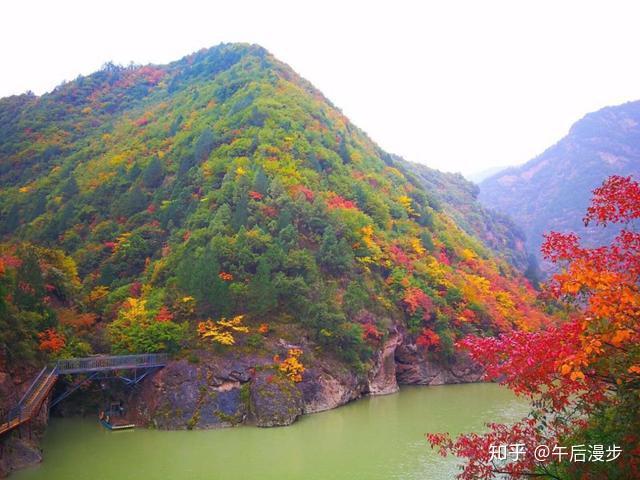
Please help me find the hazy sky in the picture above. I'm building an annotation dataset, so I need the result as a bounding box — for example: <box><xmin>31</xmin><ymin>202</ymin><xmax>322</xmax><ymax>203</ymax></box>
<box><xmin>2</xmin><ymin>0</ymin><xmax>640</xmax><ymax>176</ymax></box>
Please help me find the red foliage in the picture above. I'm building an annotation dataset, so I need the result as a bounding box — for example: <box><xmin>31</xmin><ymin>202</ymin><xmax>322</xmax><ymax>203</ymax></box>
<box><xmin>584</xmin><ymin>175</ymin><xmax>640</xmax><ymax>226</ymax></box>
<box><xmin>134</xmin><ymin>116</ymin><xmax>149</xmax><ymax>127</ymax></box>
<box><xmin>18</xmin><ymin>281</ymin><xmax>35</xmax><ymax>295</ymax></box>
<box><xmin>129</xmin><ymin>282</ymin><xmax>142</xmax><ymax>298</ymax></box>
<box><xmin>326</xmin><ymin>192</ymin><xmax>357</xmax><ymax>210</ymax></box>
<box><xmin>38</xmin><ymin>328</ymin><xmax>66</xmax><ymax>353</ymax></box>
<box><xmin>0</xmin><ymin>254</ymin><xmax>21</xmax><ymax>269</ymax></box>
<box><xmin>416</xmin><ymin>328</ymin><xmax>440</xmax><ymax>349</ymax></box>
<box><xmin>427</xmin><ymin>418</ymin><xmax>555</xmax><ymax>480</ymax></box>
<box><xmin>249</xmin><ymin>191</ymin><xmax>264</xmax><ymax>201</ymax></box>
<box><xmin>291</xmin><ymin>185</ymin><xmax>315</xmax><ymax>202</ymax></box>
<box><xmin>438</xmin><ymin>250</ymin><xmax>451</xmax><ymax>265</ymax></box>
<box><xmin>458</xmin><ymin>322</ymin><xmax>594</xmax><ymax>408</ymax></box>
<box><xmin>427</xmin><ymin>175</ymin><xmax>640</xmax><ymax>479</ymax></box>
<box><xmin>155</xmin><ymin>306</ymin><xmax>174</xmax><ymax>323</ymax></box>
<box><xmin>362</xmin><ymin>323</ymin><xmax>383</xmax><ymax>344</ymax></box>
<box><xmin>459</xmin><ymin>308</ymin><xmax>477</xmax><ymax>323</ymax></box>
<box><xmin>402</xmin><ymin>287</ymin><xmax>433</xmax><ymax>319</ymax></box>
<box><xmin>389</xmin><ymin>244</ymin><xmax>412</xmax><ymax>268</ymax></box>
<box><xmin>218</xmin><ymin>271</ymin><xmax>233</xmax><ymax>281</ymax></box>
<box><xmin>261</xmin><ymin>205</ymin><xmax>278</xmax><ymax>218</ymax></box>
<box><xmin>146</xmin><ymin>204</ymin><xmax>157</xmax><ymax>214</ymax></box>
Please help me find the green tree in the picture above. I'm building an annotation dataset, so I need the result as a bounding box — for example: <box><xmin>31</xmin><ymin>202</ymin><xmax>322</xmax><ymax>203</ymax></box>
<box><xmin>317</xmin><ymin>225</ymin><xmax>354</xmax><ymax>275</ymax></box>
<box><xmin>142</xmin><ymin>156</ymin><xmax>164</xmax><ymax>188</ymax></box>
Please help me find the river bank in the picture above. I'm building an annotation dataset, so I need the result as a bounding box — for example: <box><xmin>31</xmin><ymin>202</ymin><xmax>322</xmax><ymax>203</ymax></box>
<box><xmin>0</xmin><ymin>334</ymin><xmax>483</xmax><ymax>477</ymax></box>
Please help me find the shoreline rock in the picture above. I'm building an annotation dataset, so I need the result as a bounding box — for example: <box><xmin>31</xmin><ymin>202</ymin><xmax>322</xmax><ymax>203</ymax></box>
<box><xmin>1</xmin><ymin>336</ymin><xmax>484</xmax><ymax>477</ymax></box>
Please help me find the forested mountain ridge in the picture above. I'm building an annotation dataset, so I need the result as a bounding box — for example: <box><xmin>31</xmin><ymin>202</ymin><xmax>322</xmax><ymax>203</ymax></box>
<box><xmin>0</xmin><ymin>43</ymin><xmax>548</xmax><ymax>375</ymax></box>
<box><xmin>479</xmin><ymin>100</ymin><xmax>640</xmax><ymax>263</ymax></box>
<box><xmin>402</xmin><ymin>159</ymin><xmax>533</xmax><ymax>273</ymax></box>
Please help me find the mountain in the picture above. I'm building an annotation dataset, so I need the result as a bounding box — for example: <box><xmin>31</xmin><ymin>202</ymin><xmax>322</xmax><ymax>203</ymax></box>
<box><xmin>0</xmin><ymin>43</ymin><xmax>547</xmax><ymax>388</ymax></box>
<box><xmin>400</xmin><ymin>159</ymin><xmax>533</xmax><ymax>273</ymax></box>
<box><xmin>465</xmin><ymin>165</ymin><xmax>507</xmax><ymax>184</ymax></box>
<box><xmin>479</xmin><ymin>101</ymin><xmax>640</xmax><ymax>264</ymax></box>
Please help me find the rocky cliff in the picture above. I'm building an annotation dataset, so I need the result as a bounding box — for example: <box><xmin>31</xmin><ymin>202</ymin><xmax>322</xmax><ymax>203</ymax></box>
<box><xmin>128</xmin><ymin>332</ymin><xmax>481</xmax><ymax>431</ymax></box>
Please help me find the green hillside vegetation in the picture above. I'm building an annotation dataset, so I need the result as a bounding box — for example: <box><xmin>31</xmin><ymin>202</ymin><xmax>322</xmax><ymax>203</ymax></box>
<box><xmin>0</xmin><ymin>44</ymin><xmax>548</xmax><ymax>371</ymax></box>
<box><xmin>401</xmin><ymin>159</ymin><xmax>538</xmax><ymax>275</ymax></box>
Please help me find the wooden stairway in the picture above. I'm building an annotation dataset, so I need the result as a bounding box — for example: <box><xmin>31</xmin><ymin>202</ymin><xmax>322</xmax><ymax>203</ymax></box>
<box><xmin>0</xmin><ymin>366</ymin><xmax>58</xmax><ymax>436</ymax></box>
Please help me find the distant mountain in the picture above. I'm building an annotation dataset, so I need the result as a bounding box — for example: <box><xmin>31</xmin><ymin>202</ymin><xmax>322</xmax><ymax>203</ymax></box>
<box><xmin>479</xmin><ymin>101</ymin><xmax>640</xmax><ymax>264</ymax></box>
<box><xmin>465</xmin><ymin>165</ymin><xmax>509</xmax><ymax>184</ymax></box>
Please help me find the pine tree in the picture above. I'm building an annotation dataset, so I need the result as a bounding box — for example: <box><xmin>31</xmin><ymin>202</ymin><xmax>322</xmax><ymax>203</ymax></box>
<box><xmin>318</xmin><ymin>225</ymin><xmax>354</xmax><ymax>275</ymax></box>
<box><xmin>142</xmin><ymin>156</ymin><xmax>164</xmax><ymax>188</ymax></box>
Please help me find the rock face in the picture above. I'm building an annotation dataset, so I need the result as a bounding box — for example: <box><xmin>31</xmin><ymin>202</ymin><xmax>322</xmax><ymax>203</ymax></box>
<box><xmin>250</xmin><ymin>371</ymin><xmax>303</xmax><ymax>427</ymax></box>
<box><xmin>395</xmin><ymin>342</ymin><xmax>483</xmax><ymax>385</ymax></box>
<box><xmin>129</xmin><ymin>356</ymin><xmax>252</xmax><ymax>429</ymax></box>
<box><xmin>367</xmin><ymin>333</ymin><xmax>402</xmax><ymax>395</ymax></box>
<box><xmin>298</xmin><ymin>366</ymin><xmax>363</xmax><ymax>414</ymax></box>
<box><xmin>0</xmin><ymin>438</ymin><xmax>43</xmax><ymax>478</ymax></box>
<box><xmin>129</xmin><ymin>335</ymin><xmax>483</xmax><ymax>432</ymax></box>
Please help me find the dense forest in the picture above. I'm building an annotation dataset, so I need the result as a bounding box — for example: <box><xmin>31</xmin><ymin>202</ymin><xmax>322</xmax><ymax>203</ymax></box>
<box><xmin>0</xmin><ymin>43</ymin><xmax>548</xmax><ymax>374</ymax></box>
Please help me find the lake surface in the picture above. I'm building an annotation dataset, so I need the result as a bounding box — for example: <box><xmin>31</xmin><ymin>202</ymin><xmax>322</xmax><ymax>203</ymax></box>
<box><xmin>13</xmin><ymin>384</ymin><xmax>528</xmax><ymax>480</ymax></box>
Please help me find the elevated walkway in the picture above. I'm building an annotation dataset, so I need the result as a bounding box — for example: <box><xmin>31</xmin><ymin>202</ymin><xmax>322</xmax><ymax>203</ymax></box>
<box><xmin>0</xmin><ymin>354</ymin><xmax>167</xmax><ymax>436</ymax></box>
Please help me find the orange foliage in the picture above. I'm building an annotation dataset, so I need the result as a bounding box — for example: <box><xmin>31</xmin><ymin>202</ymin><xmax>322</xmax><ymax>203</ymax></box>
<box><xmin>155</xmin><ymin>306</ymin><xmax>174</xmax><ymax>323</ymax></box>
<box><xmin>218</xmin><ymin>271</ymin><xmax>233</xmax><ymax>281</ymax></box>
<box><xmin>38</xmin><ymin>328</ymin><xmax>66</xmax><ymax>353</ymax></box>
<box><xmin>57</xmin><ymin>307</ymin><xmax>97</xmax><ymax>331</ymax></box>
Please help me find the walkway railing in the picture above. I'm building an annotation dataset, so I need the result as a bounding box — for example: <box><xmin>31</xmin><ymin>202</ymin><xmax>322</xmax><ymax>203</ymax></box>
<box><xmin>54</xmin><ymin>353</ymin><xmax>168</xmax><ymax>374</ymax></box>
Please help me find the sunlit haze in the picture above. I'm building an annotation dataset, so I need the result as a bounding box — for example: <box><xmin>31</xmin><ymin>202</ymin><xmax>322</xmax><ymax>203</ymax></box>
<box><xmin>2</xmin><ymin>0</ymin><xmax>640</xmax><ymax>176</ymax></box>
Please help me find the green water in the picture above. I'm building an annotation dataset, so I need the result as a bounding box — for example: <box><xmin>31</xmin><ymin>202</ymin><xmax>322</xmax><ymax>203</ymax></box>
<box><xmin>13</xmin><ymin>384</ymin><xmax>528</xmax><ymax>480</ymax></box>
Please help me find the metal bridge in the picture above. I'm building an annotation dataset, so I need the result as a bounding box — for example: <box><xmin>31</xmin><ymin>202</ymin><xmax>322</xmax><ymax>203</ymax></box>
<box><xmin>0</xmin><ymin>354</ymin><xmax>167</xmax><ymax>437</ymax></box>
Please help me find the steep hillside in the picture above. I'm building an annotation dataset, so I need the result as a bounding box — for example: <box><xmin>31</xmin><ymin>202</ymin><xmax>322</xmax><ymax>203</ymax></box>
<box><xmin>0</xmin><ymin>43</ymin><xmax>547</xmax><ymax>384</ymax></box>
<box><xmin>479</xmin><ymin>101</ymin><xmax>640</xmax><ymax>262</ymax></box>
<box><xmin>402</xmin><ymin>159</ymin><xmax>533</xmax><ymax>273</ymax></box>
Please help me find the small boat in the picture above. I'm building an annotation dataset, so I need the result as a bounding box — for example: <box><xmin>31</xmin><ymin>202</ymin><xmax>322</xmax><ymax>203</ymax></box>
<box><xmin>99</xmin><ymin>402</ymin><xmax>135</xmax><ymax>430</ymax></box>
<box><xmin>100</xmin><ymin>418</ymin><xmax>135</xmax><ymax>430</ymax></box>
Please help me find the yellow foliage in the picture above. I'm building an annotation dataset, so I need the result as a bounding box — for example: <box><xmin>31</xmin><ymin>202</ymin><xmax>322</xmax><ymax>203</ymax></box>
<box><xmin>461</xmin><ymin>248</ymin><xmax>476</xmax><ymax>261</ymax></box>
<box><xmin>278</xmin><ymin>348</ymin><xmax>305</xmax><ymax>382</ymax></box>
<box><xmin>410</xmin><ymin>238</ymin><xmax>425</xmax><ymax>256</ymax></box>
<box><xmin>121</xmin><ymin>298</ymin><xmax>148</xmax><ymax>324</ymax></box>
<box><xmin>495</xmin><ymin>291</ymin><xmax>515</xmax><ymax>317</ymax></box>
<box><xmin>398</xmin><ymin>195</ymin><xmax>416</xmax><ymax>216</ymax></box>
<box><xmin>87</xmin><ymin>285</ymin><xmax>109</xmax><ymax>304</ymax></box>
<box><xmin>197</xmin><ymin>315</ymin><xmax>249</xmax><ymax>346</ymax></box>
